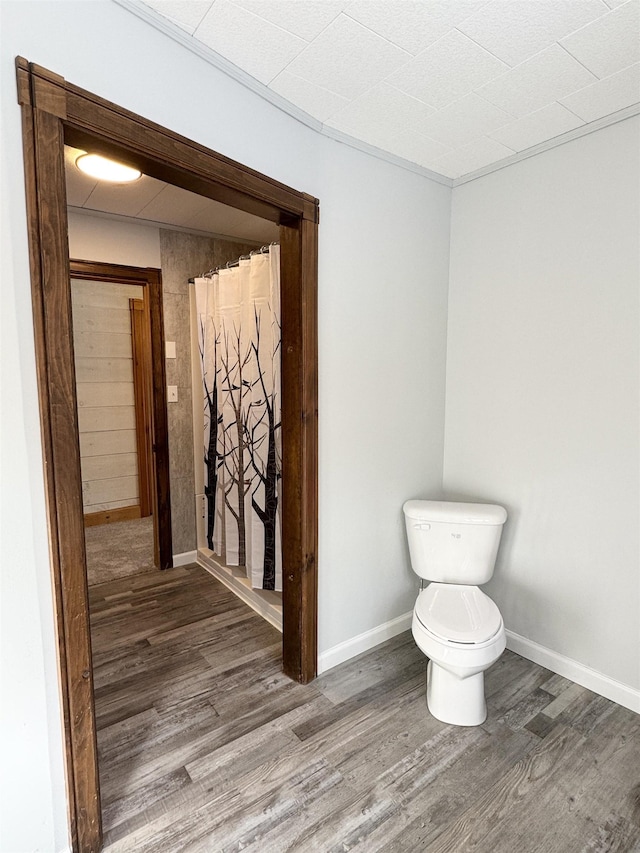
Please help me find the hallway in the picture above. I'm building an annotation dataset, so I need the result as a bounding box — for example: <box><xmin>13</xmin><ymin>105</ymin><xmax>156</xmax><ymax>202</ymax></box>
<box><xmin>90</xmin><ymin>566</ymin><xmax>640</xmax><ymax>852</ymax></box>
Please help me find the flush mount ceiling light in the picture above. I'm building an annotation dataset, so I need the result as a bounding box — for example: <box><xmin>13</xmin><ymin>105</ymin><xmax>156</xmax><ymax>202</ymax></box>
<box><xmin>76</xmin><ymin>153</ymin><xmax>142</xmax><ymax>183</ymax></box>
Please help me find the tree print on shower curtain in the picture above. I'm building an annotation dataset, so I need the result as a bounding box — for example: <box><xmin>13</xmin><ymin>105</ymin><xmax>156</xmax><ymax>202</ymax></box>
<box><xmin>194</xmin><ymin>246</ymin><xmax>282</xmax><ymax>591</ymax></box>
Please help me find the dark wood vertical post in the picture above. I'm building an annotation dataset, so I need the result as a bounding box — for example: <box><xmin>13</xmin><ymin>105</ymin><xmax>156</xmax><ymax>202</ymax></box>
<box><xmin>19</xmin><ymin>63</ymin><xmax>102</xmax><ymax>852</ymax></box>
<box><xmin>280</xmin><ymin>212</ymin><xmax>318</xmax><ymax>683</ymax></box>
<box><xmin>146</xmin><ymin>269</ymin><xmax>172</xmax><ymax>569</ymax></box>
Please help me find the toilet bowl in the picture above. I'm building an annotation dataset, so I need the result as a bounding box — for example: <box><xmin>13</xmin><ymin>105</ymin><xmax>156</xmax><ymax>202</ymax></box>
<box><xmin>412</xmin><ymin>583</ymin><xmax>506</xmax><ymax>726</ymax></box>
<box><xmin>403</xmin><ymin>500</ymin><xmax>508</xmax><ymax>727</ymax></box>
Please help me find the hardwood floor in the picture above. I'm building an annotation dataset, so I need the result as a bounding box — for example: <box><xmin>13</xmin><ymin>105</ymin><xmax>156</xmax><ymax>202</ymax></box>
<box><xmin>89</xmin><ymin>565</ymin><xmax>640</xmax><ymax>852</ymax></box>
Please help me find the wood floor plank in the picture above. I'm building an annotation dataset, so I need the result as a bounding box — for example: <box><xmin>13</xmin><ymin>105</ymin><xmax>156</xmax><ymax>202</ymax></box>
<box><xmin>88</xmin><ymin>563</ymin><xmax>640</xmax><ymax>853</ymax></box>
<box><xmin>422</xmin><ymin>724</ymin><xmax>593</xmax><ymax>853</ymax></box>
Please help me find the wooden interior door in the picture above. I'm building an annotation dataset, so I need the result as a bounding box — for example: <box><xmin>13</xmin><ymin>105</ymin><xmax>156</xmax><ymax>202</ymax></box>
<box><xmin>130</xmin><ymin>298</ymin><xmax>153</xmax><ymax>517</ymax></box>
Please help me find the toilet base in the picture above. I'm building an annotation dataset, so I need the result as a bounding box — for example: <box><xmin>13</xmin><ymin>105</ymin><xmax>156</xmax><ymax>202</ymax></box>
<box><xmin>426</xmin><ymin>660</ymin><xmax>487</xmax><ymax>727</ymax></box>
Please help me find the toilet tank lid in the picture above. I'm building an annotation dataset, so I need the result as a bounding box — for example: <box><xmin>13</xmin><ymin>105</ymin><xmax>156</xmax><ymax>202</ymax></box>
<box><xmin>403</xmin><ymin>500</ymin><xmax>507</xmax><ymax>525</ymax></box>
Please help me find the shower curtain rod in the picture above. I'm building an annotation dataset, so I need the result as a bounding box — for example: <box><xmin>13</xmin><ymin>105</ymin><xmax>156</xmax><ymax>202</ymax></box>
<box><xmin>188</xmin><ymin>242</ymin><xmax>278</xmax><ymax>284</ymax></box>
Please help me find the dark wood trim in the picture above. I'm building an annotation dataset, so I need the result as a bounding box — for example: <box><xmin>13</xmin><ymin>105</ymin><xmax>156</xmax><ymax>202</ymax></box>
<box><xmin>17</xmin><ymin>56</ymin><xmax>318</xmax><ymax>852</ymax></box>
<box><xmin>130</xmin><ymin>299</ymin><xmax>153</xmax><ymax>519</ymax></box>
<box><xmin>84</xmin><ymin>505</ymin><xmax>141</xmax><ymax>527</ymax></box>
<box><xmin>24</xmin><ymin>93</ymin><xmax>102</xmax><ymax>853</ymax></box>
<box><xmin>280</xmin><ymin>219</ymin><xmax>318</xmax><ymax>683</ymax></box>
<box><xmin>69</xmin><ymin>259</ymin><xmax>172</xmax><ymax>568</ymax></box>
<box><xmin>18</xmin><ymin>66</ymin><xmax>79</xmax><ymax>853</ymax></box>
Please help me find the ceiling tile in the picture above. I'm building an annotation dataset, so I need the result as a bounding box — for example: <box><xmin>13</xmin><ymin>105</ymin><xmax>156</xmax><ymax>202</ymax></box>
<box><xmin>602</xmin><ymin>0</ymin><xmax>628</xmax><ymax>6</ymax></box>
<box><xmin>83</xmin><ymin>176</ymin><xmax>166</xmax><ymax>218</ymax></box>
<box><xmin>142</xmin><ymin>1</ymin><xmax>213</xmax><ymax>34</ymax></box>
<box><xmin>344</xmin><ymin>0</ymin><xmax>486</xmax><ymax>56</ymax></box>
<box><xmin>560</xmin><ymin>63</ymin><xmax>640</xmax><ymax>122</ymax></box>
<box><xmin>434</xmin><ymin>136</ymin><xmax>516</xmax><ymax>178</ymax></box>
<box><xmin>194</xmin><ymin>0</ymin><xmax>307</xmax><ymax>84</ymax></box>
<box><xmin>325</xmin><ymin>109</ymin><xmax>402</xmax><ymax>152</ymax></box>
<box><xmin>561</xmin><ymin>1</ymin><xmax>640</xmax><ymax>79</ymax></box>
<box><xmin>416</xmin><ymin>93</ymin><xmax>513</xmax><ymax>148</ymax></box>
<box><xmin>65</xmin><ymin>146</ymin><xmax>95</xmax><ymax>207</ymax></box>
<box><xmin>386</xmin><ymin>130</ymin><xmax>453</xmax><ymax>168</ymax></box>
<box><xmin>230</xmin><ymin>1</ymin><xmax>346</xmax><ymax>41</ymax></box>
<box><xmin>387</xmin><ymin>29</ymin><xmax>508</xmax><ymax>109</ymax></box>
<box><xmin>269</xmin><ymin>71</ymin><xmax>350</xmax><ymax>121</ymax></box>
<box><xmin>183</xmin><ymin>198</ymin><xmax>278</xmax><ymax>242</ymax></box>
<box><xmin>477</xmin><ymin>44</ymin><xmax>597</xmax><ymax>118</ymax></box>
<box><xmin>286</xmin><ymin>14</ymin><xmax>411</xmax><ymax>99</ymax></box>
<box><xmin>136</xmin><ymin>184</ymin><xmax>213</xmax><ymax>225</ymax></box>
<box><xmin>458</xmin><ymin>0</ymin><xmax>607</xmax><ymax>67</ymax></box>
<box><xmin>324</xmin><ymin>82</ymin><xmax>436</xmax><ymax>138</ymax></box>
<box><xmin>489</xmin><ymin>102</ymin><xmax>584</xmax><ymax>151</ymax></box>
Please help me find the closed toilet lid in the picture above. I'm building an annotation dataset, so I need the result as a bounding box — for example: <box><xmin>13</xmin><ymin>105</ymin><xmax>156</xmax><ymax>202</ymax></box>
<box><xmin>415</xmin><ymin>584</ymin><xmax>502</xmax><ymax>644</ymax></box>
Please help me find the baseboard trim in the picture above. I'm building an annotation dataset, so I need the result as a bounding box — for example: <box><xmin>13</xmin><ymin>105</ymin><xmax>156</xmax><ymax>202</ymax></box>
<box><xmin>173</xmin><ymin>550</ymin><xmax>197</xmax><ymax>567</ymax></box>
<box><xmin>316</xmin><ymin>616</ymin><xmax>640</xmax><ymax>713</ymax></box>
<box><xmin>197</xmin><ymin>550</ymin><xmax>283</xmax><ymax>632</ymax></box>
<box><xmin>506</xmin><ymin>629</ymin><xmax>640</xmax><ymax>714</ymax></box>
<box><xmin>318</xmin><ymin>611</ymin><xmax>413</xmax><ymax>675</ymax></box>
<box><xmin>84</xmin><ymin>505</ymin><xmax>141</xmax><ymax>527</ymax></box>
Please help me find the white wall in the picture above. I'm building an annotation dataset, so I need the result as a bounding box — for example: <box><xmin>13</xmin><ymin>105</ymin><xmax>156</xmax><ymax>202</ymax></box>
<box><xmin>0</xmin><ymin>3</ymin><xmax>450</xmax><ymax>848</ymax></box>
<box><xmin>445</xmin><ymin>118</ymin><xmax>640</xmax><ymax>699</ymax></box>
<box><xmin>68</xmin><ymin>211</ymin><xmax>161</xmax><ymax>267</ymax></box>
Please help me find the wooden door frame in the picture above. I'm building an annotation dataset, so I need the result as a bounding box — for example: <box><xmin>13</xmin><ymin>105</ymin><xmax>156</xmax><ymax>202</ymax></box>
<box><xmin>16</xmin><ymin>58</ymin><xmax>318</xmax><ymax>853</ymax></box>
<box><xmin>70</xmin><ymin>260</ymin><xmax>171</xmax><ymax>562</ymax></box>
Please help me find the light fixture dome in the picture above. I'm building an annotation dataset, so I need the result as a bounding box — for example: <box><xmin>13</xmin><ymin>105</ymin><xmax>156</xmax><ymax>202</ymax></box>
<box><xmin>76</xmin><ymin>153</ymin><xmax>141</xmax><ymax>183</ymax></box>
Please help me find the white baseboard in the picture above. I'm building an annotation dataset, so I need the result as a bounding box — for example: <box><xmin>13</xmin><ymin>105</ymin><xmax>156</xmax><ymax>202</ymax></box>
<box><xmin>197</xmin><ymin>550</ymin><xmax>283</xmax><ymax>632</ymax></box>
<box><xmin>316</xmin><ymin>615</ymin><xmax>640</xmax><ymax>714</ymax></box>
<box><xmin>173</xmin><ymin>550</ymin><xmax>197</xmax><ymax>567</ymax></box>
<box><xmin>506</xmin><ymin>629</ymin><xmax>640</xmax><ymax>714</ymax></box>
<box><xmin>318</xmin><ymin>611</ymin><xmax>413</xmax><ymax>675</ymax></box>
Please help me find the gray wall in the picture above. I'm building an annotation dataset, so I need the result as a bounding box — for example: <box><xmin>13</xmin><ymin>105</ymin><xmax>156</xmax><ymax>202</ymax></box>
<box><xmin>445</xmin><ymin>116</ymin><xmax>640</xmax><ymax>696</ymax></box>
<box><xmin>2</xmin><ymin>4</ymin><xmax>450</xmax><ymax>850</ymax></box>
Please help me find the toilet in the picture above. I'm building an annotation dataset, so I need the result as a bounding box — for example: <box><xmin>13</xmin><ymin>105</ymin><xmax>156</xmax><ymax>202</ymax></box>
<box><xmin>403</xmin><ymin>500</ymin><xmax>508</xmax><ymax>727</ymax></box>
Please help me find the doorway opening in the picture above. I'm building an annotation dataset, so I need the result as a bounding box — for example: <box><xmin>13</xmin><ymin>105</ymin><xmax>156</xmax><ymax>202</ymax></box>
<box><xmin>18</xmin><ymin>57</ymin><xmax>318</xmax><ymax>853</ymax></box>
<box><xmin>69</xmin><ymin>259</ymin><xmax>171</xmax><ymax>577</ymax></box>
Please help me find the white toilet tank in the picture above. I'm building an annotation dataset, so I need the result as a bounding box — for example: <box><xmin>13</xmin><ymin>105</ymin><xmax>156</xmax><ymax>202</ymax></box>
<box><xmin>403</xmin><ymin>500</ymin><xmax>507</xmax><ymax>585</ymax></box>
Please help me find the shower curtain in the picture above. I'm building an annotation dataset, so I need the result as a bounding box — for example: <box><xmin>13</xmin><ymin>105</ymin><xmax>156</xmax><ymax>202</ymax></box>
<box><xmin>194</xmin><ymin>246</ymin><xmax>282</xmax><ymax>591</ymax></box>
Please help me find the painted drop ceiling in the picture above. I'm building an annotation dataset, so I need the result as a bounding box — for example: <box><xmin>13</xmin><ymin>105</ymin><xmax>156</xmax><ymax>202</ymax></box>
<box><xmin>65</xmin><ymin>145</ymin><xmax>280</xmax><ymax>243</ymax></box>
<box><xmin>117</xmin><ymin>0</ymin><xmax>640</xmax><ymax>183</ymax></box>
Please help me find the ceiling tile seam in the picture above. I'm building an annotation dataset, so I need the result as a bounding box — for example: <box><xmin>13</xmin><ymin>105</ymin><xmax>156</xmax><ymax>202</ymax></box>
<box><xmin>556</xmin><ymin>40</ymin><xmax>603</xmax><ymax>81</ymax></box>
<box><xmin>558</xmin><ymin>98</ymin><xmax>592</xmax><ymax>124</ymax></box>
<box><xmin>268</xmin><ymin>69</ymin><xmax>352</xmax><ymax>111</ymax></box>
<box><xmin>320</xmin><ymin>124</ymin><xmax>453</xmax><ymax>186</ymax></box>
<box><xmin>226</xmin><ymin>0</ymin><xmax>314</xmax><ymax>47</ymax></box>
<box><xmin>452</xmin><ymin>103</ymin><xmax>640</xmax><ymax>187</ymax></box>
<box><xmin>263</xmin><ymin>14</ymin><xmax>414</xmax><ymax>91</ymax></box>
<box><xmin>218</xmin><ymin>0</ymin><xmax>339</xmax><ymax>89</ymax></box>
<box><xmin>115</xmin><ymin>0</ymin><xmax>639</xmax><ymax>188</ymax></box>
<box><xmin>114</xmin><ymin>0</ymin><xmax>325</xmax><ymax>131</ymax></box>
<box><xmin>231</xmin><ymin>0</ymin><xmax>344</xmax><ymax>47</ymax></box>
<box><xmin>471</xmin><ymin>90</ymin><xmax>519</xmax><ymax>123</ymax></box>
<box><xmin>338</xmin><ymin>10</ymin><xmax>418</xmax><ymax>57</ymax></box>
<box><xmin>68</xmin><ymin>205</ymin><xmax>264</xmax><ymax>243</ymax></box>
<box><xmin>135</xmin><ymin>182</ymin><xmax>170</xmax><ymax>218</ymax></box>
<box><xmin>193</xmin><ymin>1</ymin><xmax>214</xmax><ymax>35</ymax></box>
<box><xmin>318</xmin><ymin>81</ymin><xmax>440</xmax><ymax>133</ymax></box>
<box><xmin>194</xmin><ymin>2</ymin><xmax>311</xmax><ymax>85</ymax></box>
<box><xmin>450</xmin><ymin>26</ymin><xmax>516</xmax><ymax>70</ymax></box>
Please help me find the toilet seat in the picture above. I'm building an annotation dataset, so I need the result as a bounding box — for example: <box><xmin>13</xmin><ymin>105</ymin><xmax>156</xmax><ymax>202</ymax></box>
<box><xmin>415</xmin><ymin>583</ymin><xmax>502</xmax><ymax>645</ymax></box>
